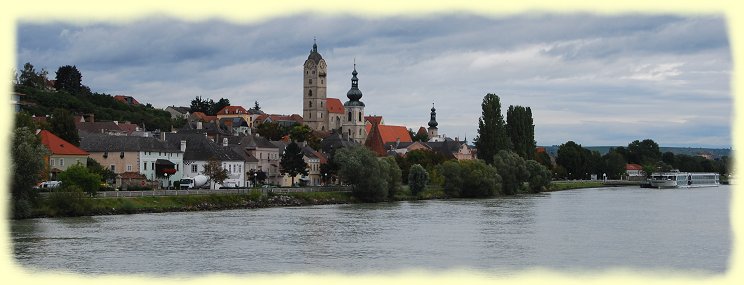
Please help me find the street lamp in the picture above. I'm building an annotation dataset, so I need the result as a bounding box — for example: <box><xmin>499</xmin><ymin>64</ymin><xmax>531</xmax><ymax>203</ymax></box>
<box><xmin>254</xmin><ymin>172</ymin><xmax>257</xmax><ymax>187</ymax></box>
<box><xmin>164</xmin><ymin>173</ymin><xmax>169</xmax><ymax>190</ymax></box>
<box><xmin>324</xmin><ymin>173</ymin><xmax>327</xmax><ymax>186</ymax></box>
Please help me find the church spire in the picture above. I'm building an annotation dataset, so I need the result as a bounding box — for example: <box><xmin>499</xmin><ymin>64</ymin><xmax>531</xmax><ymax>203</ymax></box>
<box><xmin>428</xmin><ymin>102</ymin><xmax>438</xmax><ymax>129</ymax></box>
<box><xmin>312</xmin><ymin>37</ymin><xmax>317</xmax><ymax>53</ymax></box>
<box><xmin>345</xmin><ymin>61</ymin><xmax>363</xmax><ymax>104</ymax></box>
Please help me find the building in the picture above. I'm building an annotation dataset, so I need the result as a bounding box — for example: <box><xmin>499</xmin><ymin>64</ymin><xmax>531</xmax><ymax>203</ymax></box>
<box><xmin>113</xmin><ymin>95</ymin><xmax>140</xmax><ymax>106</ymax></box>
<box><xmin>165</xmin><ymin>133</ymin><xmax>246</xmax><ymax>189</ymax></box>
<box><xmin>341</xmin><ymin>64</ymin><xmax>367</xmax><ymax>143</ymax></box>
<box><xmin>625</xmin><ymin>163</ymin><xmax>645</xmax><ymax>180</ymax></box>
<box><xmin>216</xmin><ymin>106</ymin><xmax>252</xmax><ymax>129</ymax></box>
<box><xmin>80</xmin><ymin>134</ymin><xmax>183</xmax><ymax>188</ymax></box>
<box><xmin>164</xmin><ymin>106</ymin><xmax>191</xmax><ymax>119</ymax></box>
<box><xmin>38</xmin><ymin>130</ymin><xmax>89</xmax><ymax>180</ymax></box>
<box><xmin>427</xmin><ymin>103</ymin><xmax>439</xmax><ymax>139</ymax></box>
<box><xmin>303</xmin><ymin>39</ymin><xmax>329</xmax><ymax>132</ymax></box>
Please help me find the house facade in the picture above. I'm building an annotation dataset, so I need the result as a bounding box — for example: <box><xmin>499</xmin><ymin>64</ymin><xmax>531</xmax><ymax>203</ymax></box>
<box><xmin>38</xmin><ymin>130</ymin><xmax>89</xmax><ymax>180</ymax></box>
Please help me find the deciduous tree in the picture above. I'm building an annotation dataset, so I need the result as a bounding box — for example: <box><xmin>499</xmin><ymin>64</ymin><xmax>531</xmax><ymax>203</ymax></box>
<box><xmin>54</xmin><ymin>65</ymin><xmax>83</xmax><ymax>94</ymax></box>
<box><xmin>334</xmin><ymin>146</ymin><xmax>387</xmax><ymax>202</ymax></box>
<box><xmin>49</xmin><ymin>108</ymin><xmax>80</xmax><ymax>146</ymax></box>
<box><xmin>280</xmin><ymin>142</ymin><xmax>308</xmax><ymax>186</ymax></box>
<box><xmin>408</xmin><ymin>164</ymin><xmax>429</xmax><ymax>196</ymax></box>
<box><xmin>492</xmin><ymin>150</ymin><xmax>529</xmax><ymax>195</ymax></box>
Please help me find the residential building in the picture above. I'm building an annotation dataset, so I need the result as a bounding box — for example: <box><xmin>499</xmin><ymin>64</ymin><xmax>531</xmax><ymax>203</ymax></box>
<box><xmin>216</xmin><ymin>106</ymin><xmax>252</xmax><ymax>130</ymax></box>
<box><xmin>38</xmin><ymin>130</ymin><xmax>89</xmax><ymax>180</ymax></box>
<box><xmin>113</xmin><ymin>95</ymin><xmax>140</xmax><ymax>106</ymax></box>
<box><xmin>164</xmin><ymin>106</ymin><xmax>191</xmax><ymax>119</ymax></box>
<box><xmin>165</xmin><ymin>133</ymin><xmax>245</xmax><ymax>188</ymax></box>
<box><xmin>625</xmin><ymin>163</ymin><xmax>645</xmax><ymax>180</ymax></box>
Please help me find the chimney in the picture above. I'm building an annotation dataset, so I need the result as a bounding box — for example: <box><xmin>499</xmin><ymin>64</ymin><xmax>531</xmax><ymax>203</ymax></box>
<box><xmin>223</xmin><ymin>137</ymin><xmax>228</xmax><ymax>147</ymax></box>
<box><xmin>180</xmin><ymin>140</ymin><xmax>187</xmax><ymax>152</ymax></box>
<box><xmin>160</xmin><ymin>131</ymin><xmax>166</xmax><ymax>141</ymax></box>
<box><xmin>197</xmin><ymin>121</ymin><xmax>203</xmax><ymax>129</ymax></box>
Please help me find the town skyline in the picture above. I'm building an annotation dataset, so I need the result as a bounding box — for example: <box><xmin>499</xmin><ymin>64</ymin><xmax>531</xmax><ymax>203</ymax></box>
<box><xmin>16</xmin><ymin>13</ymin><xmax>732</xmax><ymax>148</ymax></box>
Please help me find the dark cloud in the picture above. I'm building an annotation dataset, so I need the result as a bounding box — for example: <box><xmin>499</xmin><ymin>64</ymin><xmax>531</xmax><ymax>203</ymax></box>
<box><xmin>16</xmin><ymin>13</ymin><xmax>731</xmax><ymax>148</ymax></box>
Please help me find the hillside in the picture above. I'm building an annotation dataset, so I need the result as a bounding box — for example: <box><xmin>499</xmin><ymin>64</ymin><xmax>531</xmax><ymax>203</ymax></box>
<box><xmin>15</xmin><ymin>85</ymin><xmax>174</xmax><ymax>131</ymax></box>
<box><xmin>542</xmin><ymin>145</ymin><xmax>731</xmax><ymax>159</ymax></box>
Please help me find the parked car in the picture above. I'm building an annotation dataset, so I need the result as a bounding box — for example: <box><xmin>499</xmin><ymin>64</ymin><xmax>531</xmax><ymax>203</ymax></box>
<box><xmin>35</xmin><ymin>181</ymin><xmax>61</xmax><ymax>189</ymax></box>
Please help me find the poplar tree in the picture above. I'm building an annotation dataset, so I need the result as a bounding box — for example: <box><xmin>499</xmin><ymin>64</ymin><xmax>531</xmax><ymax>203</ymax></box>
<box><xmin>506</xmin><ymin>105</ymin><xmax>536</xmax><ymax>160</ymax></box>
<box><xmin>475</xmin><ymin>93</ymin><xmax>511</xmax><ymax>164</ymax></box>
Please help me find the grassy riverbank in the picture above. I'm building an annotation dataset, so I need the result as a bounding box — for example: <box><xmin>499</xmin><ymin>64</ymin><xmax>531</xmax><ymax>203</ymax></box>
<box><xmin>24</xmin><ymin>182</ymin><xmax>608</xmax><ymax>219</ymax></box>
<box><xmin>546</xmin><ymin>180</ymin><xmax>607</xmax><ymax>191</ymax></box>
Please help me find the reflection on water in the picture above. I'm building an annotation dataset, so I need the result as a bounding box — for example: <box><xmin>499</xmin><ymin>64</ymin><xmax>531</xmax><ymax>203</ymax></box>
<box><xmin>11</xmin><ymin>186</ymin><xmax>730</xmax><ymax>275</ymax></box>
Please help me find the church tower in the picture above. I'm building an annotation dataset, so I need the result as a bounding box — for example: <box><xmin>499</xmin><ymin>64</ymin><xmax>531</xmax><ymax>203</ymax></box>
<box><xmin>303</xmin><ymin>39</ymin><xmax>328</xmax><ymax>132</ymax></box>
<box><xmin>428</xmin><ymin>103</ymin><xmax>439</xmax><ymax>139</ymax></box>
<box><xmin>343</xmin><ymin>63</ymin><xmax>366</xmax><ymax>143</ymax></box>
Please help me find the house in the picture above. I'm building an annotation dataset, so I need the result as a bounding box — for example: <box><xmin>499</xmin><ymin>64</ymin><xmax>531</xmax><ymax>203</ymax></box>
<box><xmin>178</xmin><ymin>121</ymin><xmax>231</xmax><ymax>142</ymax></box>
<box><xmin>216</xmin><ymin>106</ymin><xmax>252</xmax><ymax>129</ymax></box>
<box><xmin>164</xmin><ymin>106</ymin><xmax>191</xmax><ymax>119</ymax></box>
<box><xmin>76</xmin><ymin>120</ymin><xmax>140</xmax><ymax>136</ymax></box>
<box><xmin>225</xmin><ymin>136</ymin><xmax>260</xmax><ymax>186</ymax></box>
<box><xmin>113</xmin><ymin>95</ymin><xmax>140</xmax><ymax>106</ymax></box>
<box><xmin>218</xmin><ymin>117</ymin><xmax>250</xmax><ymax>136</ymax></box>
<box><xmin>80</xmin><ymin>134</ymin><xmax>183</xmax><ymax>188</ymax></box>
<box><xmin>190</xmin><ymin>111</ymin><xmax>218</xmax><ymax>123</ymax></box>
<box><xmin>327</xmin><ymin>98</ymin><xmax>345</xmax><ymax>130</ymax></box>
<box><xmin>165</xmin><ymin>133</ymin><xmax>246</xmax><ymax>189</ymax></box>
<box><xmin>426</xmin><ymin>138</ymin><xmax>475</xmax><ymax>160</ymax></box>
<box><xmin>38</xmin><ymin>130</ymin><xmax>89</xmax><ymax>180</ymax></box>
<box><xmin>364</xmin><ymin>122</ymin><xmax>413</xmax><ymax>156</ymax></box>
<box><xmin>625</xmin><ymin>163</ymin><xmax>645</xmax><ymax>180</ymax></box>
<box><xmin>254</xmin><ymin>114</ymin><xmax>304</xmax><ymax>128</ymax></box>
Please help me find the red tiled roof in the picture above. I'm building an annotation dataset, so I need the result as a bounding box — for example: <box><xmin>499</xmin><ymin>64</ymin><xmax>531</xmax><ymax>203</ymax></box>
<box><xmin>312</xmin><ymin>150</ymin><xmax>328</xmax><ymax>164</ymax></box>
<box><xmin>536</xmin><ymin>147</ymin><xmax>546</xmax><ymax>153</ymax></box>
<box><xmin>365</xmin><ymin>124</ymin><xmax>412</xmax><ymax>144</ymax></box>
<box><xmin>217</xmin><ymin>106</ymin><xmax>248</xmax><ymax>115</ymax></box>
<box><xmin>416</xmin><ymin>126</ymin><xmax>427</xmax><ymax>136</ymax></box>
<box><xmin>38</xmin><ymin>130</ymin><xmax>88</xmax><ymax>155</ymax></box>
<box><xmin>326</xmin><ymin>98</ymin><xmax>344</xmax><ymax>114</ymax></box>
<box><xmin>626</xmin><ymin>163</ymin><xmax>643</xmax><ymax>170</ymax></box>
<box><xmin>192</xmin><ymin>112</ymin><xmax>217</xmax><ymax>122</ymax></box>
<box><xmin>117</xmin><ymin>122</ymin><xmax>139</xmax><ymax>134</ymax></box>
<box><xmin>364</xmin><ymin>123</ymin><xmax>387</xmax><ymax>156</ymax></box>
<box><xmin>365</xmin><ymin>116</ymin><xmax>383</xmax><ymax>126</ymax></box>
<box><xmin>113</xmin><ymin>95</ymin><xmax>140</xmax><ymax>105</ymax></box>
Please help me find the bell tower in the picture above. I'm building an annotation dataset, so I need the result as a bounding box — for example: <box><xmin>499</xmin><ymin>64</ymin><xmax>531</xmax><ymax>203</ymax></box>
<box><xmin>303</xmin><ymin>38</ymin><xmax>328</xmax><ymax>132</ymax></box>
<box><xmin>343</xmin><ymin>62</ymin><xmax>366</xmax><ymax>143</ymax></box>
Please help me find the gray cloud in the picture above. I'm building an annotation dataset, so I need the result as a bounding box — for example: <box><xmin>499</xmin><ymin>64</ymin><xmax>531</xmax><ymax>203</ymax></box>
<box><xmin>16</xmin><ymin>13</ymin><xmax>731</xmax><ymax>148</ymax></box>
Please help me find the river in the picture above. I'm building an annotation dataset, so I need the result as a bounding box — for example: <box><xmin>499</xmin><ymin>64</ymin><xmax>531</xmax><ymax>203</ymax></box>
<box><xmin>11</xmin><ymin>186</ymin><xmax>731</xmax><ymax>275</ymax></box>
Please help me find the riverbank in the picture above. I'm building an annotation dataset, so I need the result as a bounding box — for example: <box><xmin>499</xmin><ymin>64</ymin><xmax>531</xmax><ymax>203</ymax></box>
<box><xmin>22</xmin><ymin>182</ymin><xmax>615</xmax><ymax>219</ymax></box>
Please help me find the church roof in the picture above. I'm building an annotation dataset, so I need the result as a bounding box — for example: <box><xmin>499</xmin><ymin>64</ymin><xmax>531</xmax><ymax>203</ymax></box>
<box><xmin>327</xmin><ymin>98</ymin><xmax>344</xmax><ymax>114</ymax></box>
<box><xmin>364</xmin><ymin>124</ymin><xmax>412</xmax><ymax>145</ymax></box>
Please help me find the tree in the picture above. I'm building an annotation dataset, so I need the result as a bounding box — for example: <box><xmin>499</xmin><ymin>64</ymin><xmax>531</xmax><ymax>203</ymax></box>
<box><xmin>190</xmin><ymin>96</ymin><xmax>212</xmax><ymax>114</ymax></box>
<box><xmin>208</xmin><ymin>98</ymin><xmax>231</xmax><ymax>116</ymax></box>
<box><xmin>58</xmin><ymin>163</ymin><xmax>102</xmax><ymax>197</ymax></box>
<box><xmin>408</xmin><ymin>128</ymin><xmax>429</xmax><ymax>142</ymax></box>
<box><xmin>334</xmin><ymin>146</ymin><xmax>387</xmax><ymax>202</ymax></box>
<box><xmin>54</xmin><ymin>65</ymin><xmax>83</xmax><ymax>94</ymax></box>
<box><xmin>203</xmin><ymin>158</ymin><xmax>229</xmax><ymax>189</ymax></box>
<box><xmin>49</xmin><ymin>108</ymin><xmax>80</xmax><ymax>146</ymax></box>
<box><xmin>492</xmin><ymin>150</ymin><xmax>529</xmax><ymax>195</ymax></box>
<box><xmin>556</xmin><ymin>141</ymin><xmax>590</xmax><ymax>180</ymax></box>
<box><xmin>506</xmin><ymin>105</ymin><xmax>536</xmax><ymax>160</ymax></box>
<box><xmin>257</xmin><ymin>121</ymin><xmax>290</xmax><ymax>141</ymax></box>
<box><xmin>11</xmin><ymin>127</ymin><xmax>49</xmax><ymax>218</ymax></box>
<box><xmin>280</xmin><ymin>142</ymin><xmax>308</xmax><ymax>186</ymax></box>
<box><xmin>602</xmin><ymin>150</ymin><xmax>627</xmax><ymax>179</ymax></box>
<box><xmin>408</xmin><ymin>164</ymin><xmax>429</xmax><ymax>196</ymax></box>
<box><xmin>475</xmin><ymin>93</ymin><xmax>511</xmax><ymax>164</ymax></box>
<box><xmin>436</xmin><ymin>160</ymin><xmax>501</xmax><ymax>198</ymax></box>
<box><xmin>526</xmin><ymin>160</ymin><xmax>551</xmax><ymax>193</ymax></box>
<box><xmin>662</xmin><ymin>151</ymin><xmax>676</xmax><ymax>165</ymax></box>
<box><xmin>379</xmin><ymin>157</ymin><xmax>402</xmax><ymax>199</ymax></box>
<box><xmin>86</xmin><ymin>158</ymin><xmax>116</xmax><ymax>185</ymax></box>
<box><xmin>626</xmin><ymin>139</ymin><xmax>661</xmax><ymax>165</ymax></box>
<box><xmin>534</xmin><ymin>149</ymin><xmax>553</xmax><ymax>170</ymax></box>
<box><xmin>15</xmin><ymin>112</ymin><xmax>37</xmax><ymax>130</ymax></box>
<box><xmin>397</xmin><ymin>149</ymin><xmax>447</xmax><ymax>184</ymax></box>
<box><xmin>252</xmin><ymin>100</ymin><xmax>261</xmax><ymax>111</ymax></box>
<box><xmin>19</xmin><ymin>62</ymin><xmax>48</xmax><ymax>89</ymax></box>
<box><xmin>289</xmin><ymin>124</ymin><xmax>313</xmax><ymax>142</ymax></box>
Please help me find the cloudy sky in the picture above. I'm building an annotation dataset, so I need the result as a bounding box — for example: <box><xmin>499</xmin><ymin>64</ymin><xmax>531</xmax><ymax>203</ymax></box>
<box><xmin>16</xmin><ymin>13</ymin><xmax>732</xmax><ymax>148</ymax></box>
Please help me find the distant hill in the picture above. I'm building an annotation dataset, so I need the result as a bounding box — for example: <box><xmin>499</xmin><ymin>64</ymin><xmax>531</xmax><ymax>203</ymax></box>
<box><xmin>542</xmin><ymin>145</ymin><xmax>731</xmax><ymax>160</ymax></box>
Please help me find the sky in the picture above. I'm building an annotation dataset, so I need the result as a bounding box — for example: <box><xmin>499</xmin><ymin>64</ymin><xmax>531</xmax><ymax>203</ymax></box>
<box><xmin>15</xmin><ymin>13</ymin><xmax>732</xmax><ymax>148</ymax></box>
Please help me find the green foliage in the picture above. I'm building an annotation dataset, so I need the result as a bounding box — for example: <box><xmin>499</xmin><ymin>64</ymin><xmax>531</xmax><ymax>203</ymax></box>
<box><xmin>556</xmin><ymin>141</ymin><xmax>592</xmax><ymax>180</ymax></box>
<box><xmin>408</xmin><ymin>164</ymin><xmax>429</xmax><ymax>196</ymax></box>
<box><xmin>203</xmin><ymin>158</ymin><xmax>229</xmax><ymax>189</ymax></box>
<box><xmin>506</xmin><ymin>105</ymin><xmax>536</xmax><ymax>160</ymax></box>
<box><xmin>189</xmin><ymin>96</ymin><xmax>231</xmax><ymax>116</ymax></box>
<box><xmin>379</xmin><ymin>157</ymin><xmax>402</xmax><ymax>199</ymax></box>
<box><xmin>15</xmin><ymin>84</ymin><xmax>174</xmax><ymax>131</ymax></box>
<box><xmin>11</xmin><ymin>127</ymin><xmax>48</xmax><ymax>202</ymax></box>
<box><xmin>257</xmin><ymin>121</ymin><xmax>291</xmax><ymax>141</ymax></box>
<box><xmin>15</xmin><ymin>112</ymin><xmax>37</xmax><ymax>130</ymax></box>
<box><xmin>86</xmin><ymin>157</ymin><xmax>116</xmax><ymax>183</ymax></box>
<box><xmin>396</xmin><ymin>149</ymin><xmax>448</xmax><ymax>184</ymax></box>
<box><xmin>534</xmin><ymin>150</ymin><xmax>553</xmax><ymax>170</ymax></box>
<box><xmin>626</xmin><ymin>139</ymin><xmax>661</xmax><ymax>165</ymax></box>
<box><xmin>289</xmin><ymin>124</ymin><xmax>322</xmax><ymax>150</ymax></box>
<box><xmin>436</xmin><ymin>159</ymin><xmax>501</xmax><ymax>197</ymax></box>
<box><xmin>492</xmin><ymin>150</ymin><xmax>529</xmax><ymax>195</ymax></box>
<box><xmin>49</xmin><ymin>108</ymin><xmax>80</xmax><ymax>146</ymax></box>
<box><xmin>19</xmin><ymin>62</ymin><xmax>48</xmax><ymax>89</ymax></box>
<box><xmin>475</xmin><ymin>93</ymin><xmax>511</xmax><ymax>164</ymax></box>
<box><xmin>209</xmin><ymin>98</ymin><xmax>231</xmax><ymax>116</ymax></box>
<box><xmin>334</xmin><ymin>146</ymin><xmax>387</xmax><ymax>202</ymax></box>
<box><xmin>58</xmin><ymin>164</ymin><xmax>102</xmax><ymax>197</ymax></box>
<box><xmin>54</xmin><ymin>65</ymin><xmax>83</xmax><ymax>94</ymax></box>
<box><xmin>280</xmin><ymin>142</ymin><xmax>309</xmax><ymax>185</ymax></box>
<box><xmin>601</xmin><ymin>150</ymin><xmax>626</xmax><ymax>179</ymax></box>
<box><xmin>408</xmin><ymin>128</ymin><xmax>429</xmax><ymax>142</ymax></box>
<box><xmin>45</xmin><ymin>185</ymin><xmax>92</xmax><ymax>216</ymax></box>
<box><xmin>526</xmin><ymin>160</ymin><xmax>551</xmax><ymax>193</ymax></box>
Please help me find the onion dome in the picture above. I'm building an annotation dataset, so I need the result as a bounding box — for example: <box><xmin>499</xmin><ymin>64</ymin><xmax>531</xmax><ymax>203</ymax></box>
<box><xmin>428</xmin><ymin>103</ymin><xmax>438</xmax><ymax>128</ymax></box>
<box><xmin>344</xmin><ymin>63</ymin><xmax>365</xmax><ymax>107</ymax></box>
<box><xmin>307</xmin><ymin>38</ymin><xmax>323</xmax><ymax>64</ymax></box>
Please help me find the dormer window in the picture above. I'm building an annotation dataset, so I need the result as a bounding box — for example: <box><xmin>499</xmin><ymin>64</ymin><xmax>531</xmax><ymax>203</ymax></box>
<box><xmin>120</xmin><ymin>151</ymin><xmax>125</xmax><ymax>159</ymax></box>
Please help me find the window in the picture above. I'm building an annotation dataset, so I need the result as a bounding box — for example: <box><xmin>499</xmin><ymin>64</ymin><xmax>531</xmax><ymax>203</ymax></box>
<box><xmin>110</xmin><ymin>165</ymin><xmax>116</xmax><ymax>171</ymax></box>
<box><xmin>309</xmin><ymin>79</ymin><xmax>312</xmax><ymax>84</ymax></box>
<box><xmin>348</xmin><ymin>111</ymin><xmax>352</xmax><ymax>122</ymax></box>
<box><xmin>309</xmin><ymin>90</ymin><xmax>312</xmax><ymax>97</ymax></box>
<box><xmin>192</xmin><ymin>164</ymin><xmax>197</xmax><ymax>172</ymax></box>
<box><xmin>176</xmin><ymin>164</ymin><xmax>179</xmax><ymax>171</ymax></box>
<box><xmin>260</xmin><ymin>153</ymin><xmax>263</xmax><ymax>159</ymax></box>
<box><xmin>309</xmin><ymin>101</ymin><xmax>313</xmax><ymax>108</ymax></box>
<box><xmin>320</xmin><ymin>112</ymin><xmax>323</xmax><ymax>118</ymax></box>
<box><xmin>127</xmin><ymin>165</ymin><xmax>132</xmax><ymax>171</ymax></box>
<box><xmin>358</xmin><ymin>112</ymin><xmax>362</xmax><ymax>122</ymax></box>
<box><xmin>51</xmin><ymin>159</ymin><xmax>55</xmax><ymax>166</ymax></box>
<box><xmin>312</xmin><ymin>70</ymin><xmax>315</xmax><ymax>74</ymax></box>
<box><xmin>359</xmin><ymin>129</ymin><xmax>362</xmax><ymax>135</ymax></box>
<box><xmin>59</xmin><ymin>158</ymin><xmax>64</xmax><ymax>167</ymax></box>
<box><xmin>309</xmin><ymin>113</ymin><xmax>312</xmax><ymax>119</ymax></box>
<box><xmin>103</xmin><ymin>152</ymin><xmax>108</xmax><ymax>159</ymax></box>
<box><xmin>320</xmin><ymin>101</ymin><xmax>323</xmax><ymax>107</ymax></box>
<box><xmin>144</xmin><ymin>162</ymin><xmax>147</xmax><ymax>171</ymax></box>
<box><xmin>151</xmin><ymin>162</ymin><xmax>155</xmax><ymax>170</ymax></box>
<box><xmin>321</xmin><ymin>79</ymin><xmax>323</xmax><ymax>84</ymax></box>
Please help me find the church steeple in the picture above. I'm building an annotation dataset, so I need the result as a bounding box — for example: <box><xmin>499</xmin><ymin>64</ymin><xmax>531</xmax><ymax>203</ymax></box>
<box><xmin>312</xmin><ymin>37</ymin><xmax>317</xmax><ymax>53</ymax></box>
<box><xmin>345</xmin><ymin>62</ymin><xmax>364</xmax><ymax>105</ymax></box>
<box><xmin>428</xmin><ymin>103</ymin><xmax>438</xmax><ymax>129</ymax></box>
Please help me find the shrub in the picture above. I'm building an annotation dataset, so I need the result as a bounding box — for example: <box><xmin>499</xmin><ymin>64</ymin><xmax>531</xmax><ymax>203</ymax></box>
<box><xmin>526</xmin><ymin>160</ymin><xmax>552</xmax><ymax>193</ymax></box>
<box><xmin>45</xmin><ymin>185</ymin><xmax>92</xmax><ymax>216</ymax></box>
<box><xmin>58</xmin><ymin>164</ymin><xmax>102</xmax><ymax>197</ymax></box>
<box><xmin>334</xmin><ymin>146</ymin><xmax>387</xmax><ymax>202</ymax></box>
<box><xmin>492</xmin><ymin>150</ymin><xmax>528</xmax><ymax>195</ymax></box>
<box><xmin>436</xmin><ymin>159</ymin><xmax>501</xmax><ymax>198</ymax></box>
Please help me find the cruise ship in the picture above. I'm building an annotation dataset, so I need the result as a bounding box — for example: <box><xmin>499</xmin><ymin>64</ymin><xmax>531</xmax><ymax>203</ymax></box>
<box><xmin>648</xmin><ymin>171</ymin><xmax>720</xmax><ymax>188</ymax></box>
